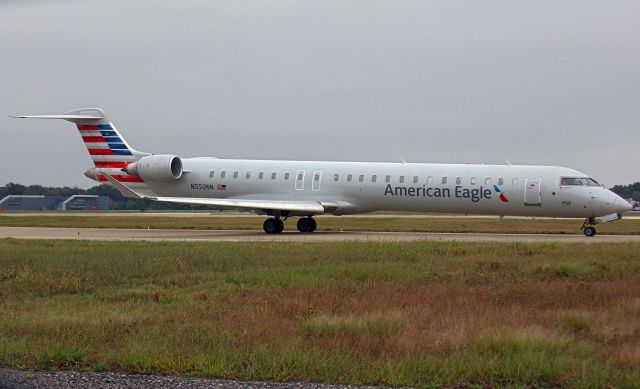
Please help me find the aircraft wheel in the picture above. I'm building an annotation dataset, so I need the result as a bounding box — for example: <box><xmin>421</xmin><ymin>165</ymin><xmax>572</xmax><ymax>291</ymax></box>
<box><xmin>583</xmin><ymin>226</ymin><xmax>596</xmax><ymax>237</ymax></box>
<box><xmin>263</xmin><ymin>218</ymin><xmax>282</xmax><ymax>234</ymax></box>
<box><xmin>297</xmin><ymin>217</ymin><xmax>316</xmax><ymax>233</ymax></box>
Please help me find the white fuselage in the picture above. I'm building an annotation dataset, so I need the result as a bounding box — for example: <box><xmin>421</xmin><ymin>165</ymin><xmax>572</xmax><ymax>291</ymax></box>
<box><xmin>14</xmin><ymin>108</ymin><xmax>631</xmax><ymax>228</ymax></box>
<box><xmin>136</xmin><ymin>158</ymin><xmax>628</xmax><ymax>218</ymax></box>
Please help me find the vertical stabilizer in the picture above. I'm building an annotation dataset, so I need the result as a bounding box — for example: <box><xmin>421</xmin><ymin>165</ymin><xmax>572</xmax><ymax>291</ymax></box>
<box><xmin>11</xmin><ymin>108</ymin><xmax>154</xmax><ymax>194</ymax></box>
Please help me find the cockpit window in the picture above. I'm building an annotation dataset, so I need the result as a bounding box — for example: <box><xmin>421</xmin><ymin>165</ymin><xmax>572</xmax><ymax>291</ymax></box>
<box><xmin>560</xmin><ymin>177</ymin><xmax>601</xmax><ymax>186</ymax></box>
<box><xmin>580</xmin><ymin>178</ymin><xmax>600</xmax><ymax>186</ymax></box>
<box><xmin>560</xmin><ymin>177</ymin><xmax>583</xmax><ymax>186</ymax></box>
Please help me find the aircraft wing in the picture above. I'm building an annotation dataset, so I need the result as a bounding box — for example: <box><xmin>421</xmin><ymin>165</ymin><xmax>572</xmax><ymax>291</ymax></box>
<box><xmin>147</xmin><ymin>196</ymin><xmax>325</xmax><ymax>213</ymax></box>
<box><xmin>104</xmin><ymin>174</ymin><xmax>326</xmax><ymax>214</ymax></box>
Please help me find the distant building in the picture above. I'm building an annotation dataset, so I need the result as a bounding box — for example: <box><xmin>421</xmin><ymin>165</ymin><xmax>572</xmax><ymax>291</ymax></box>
<box><xmin>0</xmin><ymin>195</ymin><xmax>109</xmax><ymax>211</ymax></box>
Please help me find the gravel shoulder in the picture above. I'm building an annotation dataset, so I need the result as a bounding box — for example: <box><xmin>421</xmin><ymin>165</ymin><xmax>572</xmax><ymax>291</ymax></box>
<box><xmin>0</xmin><ymin>369</ymin><xmax>395</xmax><ymax>389</ymax></box>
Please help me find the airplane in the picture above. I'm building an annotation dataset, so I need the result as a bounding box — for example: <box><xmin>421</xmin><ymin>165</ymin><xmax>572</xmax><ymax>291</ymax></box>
<box><xmin>11</xmin><ymin>108</ymin><xmax>631</xmax><ymax>236</ymax></box>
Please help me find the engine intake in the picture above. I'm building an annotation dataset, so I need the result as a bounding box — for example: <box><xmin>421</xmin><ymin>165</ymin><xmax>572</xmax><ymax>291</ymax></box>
<box><xmin>125</xmin><ymin>155</ymin><xmax>183</xmax><ymax>182</ymax></box>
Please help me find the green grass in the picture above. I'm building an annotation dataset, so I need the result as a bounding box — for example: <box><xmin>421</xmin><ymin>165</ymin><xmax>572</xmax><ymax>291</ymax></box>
<box><xmin>302</xmin><ymin>313</ymin><xmax>408</xmax><ymax>337</ymax></box>
<box><xmin>1</xmin><ymin>239</ymin><xmax>640</xmax><ymax>387</ymax></box>
<box><xmin>0</xmin><ymin>215</ymin><xmax>639</xmax><ymax>234</ymax></box>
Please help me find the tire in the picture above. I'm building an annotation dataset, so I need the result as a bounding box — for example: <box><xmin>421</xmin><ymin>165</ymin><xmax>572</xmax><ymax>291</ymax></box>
<box><xmin>263</xmin><ymin>218</ymin><xmax>279</xmax><ymax>234</ymax></box>
<box><xmin>583</xmin><ymin>226</ymin><xmax>596</xmax><ymax>237</ymax></box>
<box><xmin>276</xmin><ymin>219</ymin><xmax>285</xmax><ymax>233</ymax></box>
<box><xmin>297</xmin><ymin>218</ymin><xmax>310</xmax><ymax>233</ymax></box>
<box><xmin>308</xmin><ymin>217</ymin><xmax>317</xmax><ymax>232</ymax></box>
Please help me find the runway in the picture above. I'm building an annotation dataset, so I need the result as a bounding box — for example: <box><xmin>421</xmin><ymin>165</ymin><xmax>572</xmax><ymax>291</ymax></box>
<box><xmin>1</xmin><ymin>226</ymin><xmax>638</xmax><ymax>242</ymax></box>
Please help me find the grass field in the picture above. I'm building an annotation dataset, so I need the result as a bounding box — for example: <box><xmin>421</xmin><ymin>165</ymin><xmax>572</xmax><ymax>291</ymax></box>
<box><xmin>1</xmin><ymin>215</ymin><xmax>639</xmax><ymax>235</ymax></box>
<box><xmin>1</xmin><ymin>239</ymin><xmax>640</xmax><ymax>387</ymax></box>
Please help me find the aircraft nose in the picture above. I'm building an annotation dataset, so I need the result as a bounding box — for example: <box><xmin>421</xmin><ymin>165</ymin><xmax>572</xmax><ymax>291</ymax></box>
<box><xmin>604</xmin><ymin>190</ymin><xmax>631</xmax><ymax>214</ymax></box>
<box><xmin>615</xmin><ymin>195</ymin><xmax>632</xmax><ymax>213</ymax></box>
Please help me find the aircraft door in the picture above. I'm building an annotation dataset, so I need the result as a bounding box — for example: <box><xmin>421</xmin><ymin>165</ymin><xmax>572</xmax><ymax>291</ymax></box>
<box><xmin>524</xmin><ymin>177</ymin><xmax>542</xmax><ymax>206</ymax></box>
<box><xmin>312</xmin><ymin>171</ymin><xmax>322</xmax><ymax>191</ymax></box>
<box><xmin>295</xmin><ymin>170</ymin><xmax>305</xmax><ymax>191</ymax></box>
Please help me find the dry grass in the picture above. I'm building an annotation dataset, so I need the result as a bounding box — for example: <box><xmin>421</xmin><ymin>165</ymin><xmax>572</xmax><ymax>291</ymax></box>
<box><xmin>1</xmin><ymin>214</ymin><xmax>639</xmax><ymax>234</ymax></box>
<box><xmin>1</xmin><ymin>239</ymin><xmax>639</xmax><ymax>387</ymax></box>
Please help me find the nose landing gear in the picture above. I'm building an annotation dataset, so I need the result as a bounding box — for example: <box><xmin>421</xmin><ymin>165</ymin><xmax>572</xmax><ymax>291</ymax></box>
<box><xmin>581</xmin><ymin>217</ymin><xmax>597</xmax><ymax>237</ymax></box>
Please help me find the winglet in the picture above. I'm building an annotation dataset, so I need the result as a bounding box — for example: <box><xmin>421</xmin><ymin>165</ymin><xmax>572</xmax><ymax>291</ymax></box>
<box><xmin>103</xmin><ymin>174</ymin><xmax>145</xmax><ymax>200</ymax></box>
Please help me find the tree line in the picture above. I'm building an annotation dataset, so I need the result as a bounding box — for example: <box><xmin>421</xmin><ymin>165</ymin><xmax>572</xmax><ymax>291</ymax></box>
<box><xmin>610</xmin><ymin>182</ymin><xmax>640</xmax><ymax>202</ymax></box>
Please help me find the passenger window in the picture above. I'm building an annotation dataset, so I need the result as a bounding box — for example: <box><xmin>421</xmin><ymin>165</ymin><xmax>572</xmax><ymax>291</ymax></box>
<box><xmin>485</xmin><ymin>178</ymin><xmax>491</xmax><ymax>186</ymax></box>
<box><xmin>372</xmin><ymin>175</ymin><xmax>377</xmax><ymax>182</ymax></box>
<box><xmin>314</xmin><ymin>173</ymin><xmax>320</xmax><ymax>181</ymax></box>
<box><xmin>209</xmin><ymin>171</ymin><xmax>215</xmax><ymax>178</ymax></box>
<box><xmin>427</xmin><ymin>176</ymin><xmax>433</xmax><ymax>184</ymax></box>
<box><xmin>399</xmin><ymin>176</ymin><xmax>405</xmax><ymax>183</ymax></box>
<box><xmin>221</xmin><ymin>171</ymin><xmax>226</xmax><ymax>179</ymax></box>
<box><xmin>512</xmin><ymin>178</ymin><xmax>518</xmax><ymax>186</ymax></box>
<box><xmin>259</xmin><ymin>172</ymin><xmax>264</xmax><ymax>179</ymax></box>
<box><xmin>347</xmin><ymin>174</ymin><xmax>353</xmax><ymax>182</ymax></box>
<box><xmin>359</xmin><ymin>174</ymin><xmax>364</xmax><ymax>182</ymax></box>
<box><xmin>456</xmin><ymin>177</ymin><xmax>462</xmax><ymax>185</ymax></box>
<box><xmin>561</xmin><ymin>177</ymin><xmax>583</xmax><ymax>186</ymax></box>
<box><xmin>284</xmin><ymin>173</ymin><xmax>290</xmax><ymax>180</ymax></box>
<box><xmin>245</xmin><ymin>172</ymin><xmax>251</xmax><ymax>179</ymax></box>
<box><xmin>297</xmin><ymin>173</ymin><xmax>303</xmax><ymax>180</ymax></box>
<box><xmin>233</xmin><ymin>171</ymin><xmax>238</xmax><ymax>179</ymax></box>
<box><xmin>413</xmin><ymin>176</ymin><xmax>418</xmax><ymax>184</ymax></box>
<box><xmin>498</xmin><ymin>178</ymin><xmax>504</xmax><ymax>186</ymax></box>
<box><xmin>271</xmin><ymin>172</ymin><xmax>277</xmax><ymax>180</ymax></box>
<box><xmin>334</xmin><ymin>174</ymin><xmax>339</xmax><ymax>181</ymax></box>
<box><xmin>470</xmin><ymin>177</ymin><xmax>476</xmax><ymax>185</ymax></box>
<box><xmin>442</xmin><ymin>177</ymin><xmax>447</xmax><ymax>184</ymax></box>
<box><xmin>385</xmin><ymin>175</ymin><xmax>390</xmax><ymax>183</ymax></box>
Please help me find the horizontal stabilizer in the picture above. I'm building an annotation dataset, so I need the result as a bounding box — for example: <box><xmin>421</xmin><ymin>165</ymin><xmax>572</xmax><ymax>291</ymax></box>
<box><xmin>10</xmin><ymin>114</ymin><xmax>103</xmax><ymax>120</ymax></box>
<box><xmin>9</xmin><ymin>108</ymin><xmax>106</xmax><ymax>124</ymax></box>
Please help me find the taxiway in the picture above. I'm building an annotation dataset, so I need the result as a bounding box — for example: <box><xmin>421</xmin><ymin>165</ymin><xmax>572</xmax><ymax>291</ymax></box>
<box><xmin>1</xmin><ymin>226</ymin><xmax>638</xmax><ymax>242</ymax></box>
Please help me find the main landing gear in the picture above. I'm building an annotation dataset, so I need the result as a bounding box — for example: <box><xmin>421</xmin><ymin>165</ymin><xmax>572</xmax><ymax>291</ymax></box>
<box><xmin>581</xmin><ymin>217</ymin><xmax>597</xmax><ymax>237</ymax></box>
<box><xmin>262</xmin><ymin>217</ymin><xmax>317</xmax><ymax>234</ymax></box>
<box><xmin>263</xmin><ymin>218</ymin><xmax>284</xmax><ymax>234</ymax></box>
<box><xmin>296</xmin><ymin>217</ymin><xmax>317</xmax><ymax>233</ymax></box>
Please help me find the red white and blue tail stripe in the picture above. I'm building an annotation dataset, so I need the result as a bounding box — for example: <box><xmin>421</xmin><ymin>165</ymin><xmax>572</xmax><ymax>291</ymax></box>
<box><xmin>76</xmin><ymin>122</ymin><xmax>146</xmax><ymax>183</ymax></box>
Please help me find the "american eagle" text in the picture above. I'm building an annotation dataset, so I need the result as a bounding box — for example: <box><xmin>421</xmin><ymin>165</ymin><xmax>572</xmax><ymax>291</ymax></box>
<box><xmin>384</xmin><ymin>184</ymin><xmax>493</xmax><ymax>202</ymax></box>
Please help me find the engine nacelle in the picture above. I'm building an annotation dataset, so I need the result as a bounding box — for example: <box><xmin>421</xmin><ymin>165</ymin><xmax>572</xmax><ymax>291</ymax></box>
<box><xmin>125</xmin><ymin>155</ymin><xmax>183</xmax><ymax>182</ymax></box>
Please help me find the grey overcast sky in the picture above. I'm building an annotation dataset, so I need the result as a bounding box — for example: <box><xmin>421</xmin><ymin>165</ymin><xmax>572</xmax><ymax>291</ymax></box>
<box><xmin>0</xmin><ymin>0</ymin><xmax>638</xmax><ymax>188</ymax></box>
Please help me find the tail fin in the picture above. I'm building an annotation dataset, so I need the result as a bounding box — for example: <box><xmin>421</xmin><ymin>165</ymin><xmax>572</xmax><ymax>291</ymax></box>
<box><xmin>12</xmin><ymin>108</ymin><xmax>148</xmax><ymax>168</ymax></box>
<box><xmin>11</xmin><ymin>108</ymin><xmax>153</xmax><ymax>190</ymax></box>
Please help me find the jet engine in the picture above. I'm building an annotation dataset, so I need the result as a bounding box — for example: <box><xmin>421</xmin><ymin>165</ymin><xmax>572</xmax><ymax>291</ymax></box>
<box><xmin>125</xmin><ymin>155</ymin><xmax>183</xmax><ymax>182</ymax></box>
